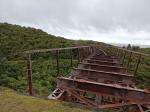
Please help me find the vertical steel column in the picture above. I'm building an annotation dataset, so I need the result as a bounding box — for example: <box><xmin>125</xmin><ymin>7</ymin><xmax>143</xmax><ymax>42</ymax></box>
<box><xmin>27</xmin><ymin>53</ymin><xmax>33</xmax><ymax>96</ymax></box>
<box><xmin>118</xmin><ymin>49</ymin><xmax>122</xmax><ymax>59</ymax></box>
<box><xmin>127</xmin><ymin>52</ymin><xmax>132</xmax><ymax>68</ymax></box>
<box><xmin>70</xmin><ymin>49</ymin><xmax>73</xmax><ymax>67</ymax></box>
<box><xmin>56</xmin><ymin>50</ymin><xmax>60</xmax><ymax>76</ymax></box>
<box><xmin>79</xmin><ymin>48</ymin><xmax>83</xmax><ymax>62</ymax></box>
<box><xmin>77</xmin><ymin>48</ymin><xmax>80</xmax><ymax>64</ymax></box>
<box><xmin>84</xmin><ymin>47</ymin><xmax>86</xmax><ymax>58</ymax></box>
<box><xmin>87</xmin><ymin>47</ymin><xmax>90</xmax><ymax>55</ymax></box>
<box><xmin>120</xmin><ymin>50</ymin><xmax>124</xmax><ymax>58</ymax></box>
<box><xmin>89</xmin><ymin>46</ymin><xmax>92</xmax><ymax>55</ymax></box>
<box><xmin>85</xmin><ymin>47</ymin><xmax>88</xmax><ymax>58</ymax></box>
<box><xmin>95</xmin><ymin>94</ymin><xmax>102</xmax><ymax>112</ymax></box>
<box><xmin>108</xmin><ymin>46</ymin><xmax>111</xmax><ymax>54</ymax></box>
<box><xmin>116</xmin><ymin>49</ymin><xmax>119</xmax><ymax>57</ymax></box>
<box><xmin>82</xmin><ymin>48</ymin><xmax>85</xmax><ymax>60</ymax></box>
<box><xmin>134</xmin><ymin>54</ymin><xmax>141</xmax><ymax>76</ymax></box>
<box><xmin>89</xmin><ymin>46</ymin><xmax>91</xmax><ymax>55</ymax></box>
<box><xmin>122</xmin><ymin>51</ymin><xmax>126</xmax><ymax>65</ymax></box>
<box><xmin>115</xmin><ymin>48</ymin><xmax>118</xmax><ymax>56</ymax></box>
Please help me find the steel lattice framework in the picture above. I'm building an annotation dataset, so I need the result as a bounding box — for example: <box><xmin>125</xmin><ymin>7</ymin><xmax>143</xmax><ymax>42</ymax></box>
<box><xmin>26</xmin><ymin>45</ymin><xmax>150</xmax><ymax>112</ymax></box>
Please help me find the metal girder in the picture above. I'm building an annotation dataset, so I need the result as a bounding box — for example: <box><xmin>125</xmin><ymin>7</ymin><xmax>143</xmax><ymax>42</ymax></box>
<box><xmin>85</xmin><ymin>59</ymin><xmax>121</xmax><ymax>66</ymax></box>
<box><xmin>25</xmin><ymin>46</ymin><xmax>90</xmax><ymax>54</ymax></box>
<box><xmin>90</xmin><ymin>57</ymin><xmax>116</xmax><ymax>62</ymax></box>
<box><xmin>93</xmin><ymin>56</ymin><xmax>119</xmax><ymax>59</ymax></box>
<box><xmin>78</xmin><ymin>63</ymin><xmax>127</xmax><ymax>73</ymax></box>
<box><xmin>70</xmin><ymin>68</ymin><xmax>133</xmax><ymax>84</ymax></box>
<box><xmin>67</xmin><ymin>90</ymin><xmax>95</xmax><ymax>108</ymax></box>
<box><xmin>93</xmin><ymin>54</ymin><xmax>116</xmax><ymax>58</ymax></box>
<box><xmin>57</xmin><ymin>77</ymin><xmax>150</xmax><ymax>103</ymax></box>
<box><xmin>98</xmin><ymin>102</ymin><xmax>135</xmax><ymax>109</ymax></box>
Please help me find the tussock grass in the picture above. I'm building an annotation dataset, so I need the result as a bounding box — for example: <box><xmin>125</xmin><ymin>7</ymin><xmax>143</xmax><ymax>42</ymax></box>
<box><xmin>0</xmin><ymin>87</ymin><xmax>90</xmax><ymax>112</ymax></box>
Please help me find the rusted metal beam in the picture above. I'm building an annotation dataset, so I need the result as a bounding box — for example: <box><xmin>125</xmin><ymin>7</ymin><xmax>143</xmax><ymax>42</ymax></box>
<box><xmin>127</xmin><ymin>52</ymin><xmax>132</xmax><ymax>68</ymax></box>
<box><xmin>122</xmin><ymin>51</ymin><xmax>126</xmax><ymax>65</ymax></box>
<box><xmin>96</xmin><ymin>49</ymin><xmax>108</xmax><ymax>56</ymax></box>
<box><xmin>99</xmin><ymin>102</ymin><xmax>135</xmax><ymax>109</ymax></box>
<box><xmin>25</xmin><ymin>46</ymin><xmax>90</xmax><ymax>54</ymax></box>
<box><xmin>57</xmin><ymin>77</ymin><xmax>150</xmax><ymax>103</ymax></box>
<box><xmin>134</xmin><ymin>54</ymin><xmax>141</xmax><ymax>76</ymax></box>
<box><xmin>67</xmin><ymin>90</ymin><xmax>95</xmax><ymax>108</ymax></box>
<box><xmin>26</xmin><ymin>53</ymin><xmax>33</xmax><ymax>96</ymax></box>
<box><xmin>85</xmin><ymin>59</ymin><xmax>121</xmax><ymax>66</ymax></box>
<box><xmin>92</xmin><ymin>56</ymin><xmax>119</xmax><ymax>59</ymax></box>
<box><xmin>90</xmin><ymin>57</ymin><xmax>116</xmax><ymax>62</ymax></box>
<box><xmin>56</xmin><ymin>50</ymin><xmax>60</xmax><ymax>76</ymax></box>
<box><xmin>77</xmin><ymin>48</ymin><xmax>81</xmax><ymax>63</ymax></box>
<box><xmin>94</xmin><ymin>54</ymin><xmax>112</xmax><ymax>57</ymax></box>
<box><xmin>71</xmin><ymin>68</ymin><xmax>133</xmax><ymax>84</ymax></box>
<box><xmin>78</xmin><ymin>63</ymin><xmax>127</xmax><ymax>73</ymax></box>
<box><xmin>69</xmin><ymin>49</ymin><xmax>73</xmax><ymax>67</ymax></box>
<box><xmin>114</xmin><ymin>46</ymin><xmax>150</xmax><ymax>58</ymax></box>
<box><xmin>137</xmin><ymin>104</ymin><xmax>144</xmax><ymax>112</ymax></box>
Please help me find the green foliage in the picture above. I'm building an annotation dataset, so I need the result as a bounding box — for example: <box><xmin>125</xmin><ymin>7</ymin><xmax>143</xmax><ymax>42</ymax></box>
<box><xmin>140</xmin><ymin>48</ymin><xmax>150</xmax><ymax>54</ymax></box>
<box><xmin>0</xmin><ymin>23</ymin><xmax>102</xmax><ymax>96</ymax></box>
<box><xmin>0</xmin><ymin>23</ymin><xmax>74</xmax><ymax>60</ymax></box>
<box><xmin>132</xmin><ymin>45</ymin><xmax>140</xmax><ymax>51</ymax></box>
<box><xmin>125</xmin><ymin>44</ymin><xmax>140</xmax><ymax>51</ymax></box>
<box><xmin>120</xmin><ymin>50</ymin><xmax>150</xmax><ymax>89</ymax></box>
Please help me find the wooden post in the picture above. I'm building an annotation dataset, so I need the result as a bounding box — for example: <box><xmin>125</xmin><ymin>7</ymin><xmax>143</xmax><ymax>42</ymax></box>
<box><xmin>27</xmin><ymin>53</ymin><xmax>33</xmax><ymax>96</ymax></box>
<box><xmin>56</xmin><ymin>50</ymin><xmax>60</xmax><ymax>76</ymax></box>
<box><xmin>134</xmin><ymin>54</ymin><xmax>141</xmax><ymax>76</ymax></box>
<box><xmin>69</xmin><ymin>49</ymin><xmax>73</xmax><ymax>67</ymax></box>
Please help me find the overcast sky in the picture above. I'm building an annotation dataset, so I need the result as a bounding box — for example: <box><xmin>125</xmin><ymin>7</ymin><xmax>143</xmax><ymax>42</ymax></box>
<box><xmin>0</xmin><ymin>0</ymin><xmax>150</xmax><ymax>46</ymax></box>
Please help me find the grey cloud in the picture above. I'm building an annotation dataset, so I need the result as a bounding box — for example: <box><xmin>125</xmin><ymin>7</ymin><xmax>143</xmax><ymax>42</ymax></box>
<box><xmin>0</xmin><ymin>0</ymin><xmax>150</xmax><ymax>45</ymax></box>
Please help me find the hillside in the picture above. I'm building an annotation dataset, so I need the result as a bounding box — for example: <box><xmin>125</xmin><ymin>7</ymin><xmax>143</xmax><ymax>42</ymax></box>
<box><xmin>0</xmin><ymin>23</ymin><xmax>101</xmax><ymax>60</ymax></box>
<box><xmin>140</xmin><ymin>48</ymin><xmax>150</xmax><ymax>54</ymax></box>
<box><xmin>0</xmin><ymin>23</ymin><xmax>103</xmax><ymax>95</ymax></box>
<box><xmin>0</xmin><ymin>87</ymin><xmax>90</xmax><ymax>112</ymax></box>
<box><xmin>0</xmin><ymin>23</ymin><xmax>73</xmax><ymax>60</ymax></box>
<box><xmin>0</xmin><ymin>23</ymin><xmax>99</xmax><ymax>112</ymax></box>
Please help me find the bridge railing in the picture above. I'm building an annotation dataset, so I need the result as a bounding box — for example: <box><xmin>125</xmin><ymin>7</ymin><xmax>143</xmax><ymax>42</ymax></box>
<box><xmin>25</xmin><ymin>46</ymin><xmax>96</xmax><ymax>96</ymax></box>
<box><xmin>99</xmin><ymin>45</ymin><xmax>150</xmax><ymax>88</ymax></box>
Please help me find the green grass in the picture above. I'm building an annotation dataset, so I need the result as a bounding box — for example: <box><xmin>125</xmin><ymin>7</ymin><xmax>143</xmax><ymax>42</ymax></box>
<box><xmin>0</xmin><ymin>87</ymin><xmax>91</xmax><ymax>112</ymax></box>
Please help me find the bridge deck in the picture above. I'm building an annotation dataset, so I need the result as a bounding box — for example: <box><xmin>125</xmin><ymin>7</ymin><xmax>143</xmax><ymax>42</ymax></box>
<box><xmin>48</xmin><ymin>47</ymin><xmax>150</xmax><ymax>112</ymax></box>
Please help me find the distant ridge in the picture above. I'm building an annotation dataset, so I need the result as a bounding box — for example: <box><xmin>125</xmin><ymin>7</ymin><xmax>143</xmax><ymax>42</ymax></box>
<box><xmin>109</xmin><ymin>43</ymin><xmax>150</xmax><ymax>48</ymax></box>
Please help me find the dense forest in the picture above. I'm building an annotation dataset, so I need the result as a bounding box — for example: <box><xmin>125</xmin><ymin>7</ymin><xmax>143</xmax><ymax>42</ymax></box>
<box><xmin>0</xmin><ymin>23</ymin><xmax>150</xmax><ymax>97</ymax></box>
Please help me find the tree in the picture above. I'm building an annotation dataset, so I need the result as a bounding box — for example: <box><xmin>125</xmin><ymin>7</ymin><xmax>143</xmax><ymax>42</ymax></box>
<box><xmin>132</xmin><ymin>46</ymin><xmax>140</xmax><ymax>51</ymax></box>
<box><xmin>127</xmin><ymin>44</ymin><xmax>131</xmax><ymax>49</ymax></box>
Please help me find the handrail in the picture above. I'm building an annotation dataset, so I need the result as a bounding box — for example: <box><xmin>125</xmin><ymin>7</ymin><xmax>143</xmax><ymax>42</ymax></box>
<box><xmin>116</xmin><ymin>47</ymin><xmax>150</xmax><ymax>58</ymax></box>
<box><xmin>99</xmin><ymin>45</ymin><xmax>150</xmax><ymax>78</ymax></box>
<box><xmin>25</xmin><ymin>45</ymin><xmax>96</xmax><ymax>96</ymax></box>
<box><xmin>98</xmin><ymin>44</ymin><xmax>150</xmax><ymax>58</ymax></box>
<box><xmin>25</xmin><ymin>46</ymin><xmax>90</xmax><ymax>54</ymax></box>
